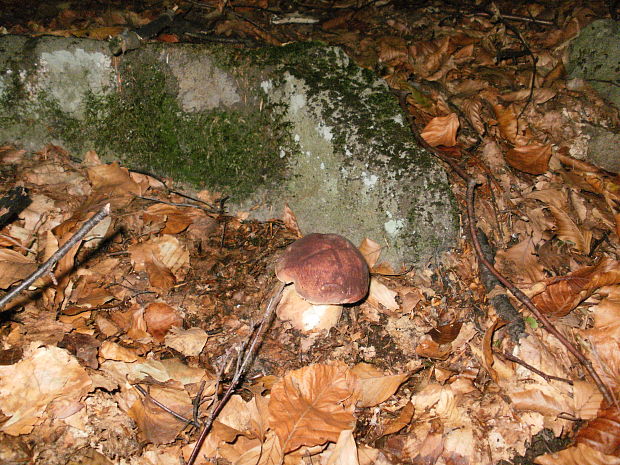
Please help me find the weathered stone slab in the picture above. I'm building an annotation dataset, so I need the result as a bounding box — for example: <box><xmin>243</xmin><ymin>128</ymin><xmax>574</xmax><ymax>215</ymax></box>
<box><xmin>0</xmin><ymin>35</ymin><xmax>458</xmax><ymax>268</ymax></box>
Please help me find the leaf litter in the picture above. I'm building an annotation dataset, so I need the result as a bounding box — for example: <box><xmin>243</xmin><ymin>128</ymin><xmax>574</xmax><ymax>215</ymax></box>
<box><xmin>1</xmin><ymin>0</ymin><xmax>620</xmax><ymax>464</ymax></box>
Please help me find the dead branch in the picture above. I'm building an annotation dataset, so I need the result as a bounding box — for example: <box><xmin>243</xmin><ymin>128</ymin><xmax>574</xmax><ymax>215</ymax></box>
<box><xmin>0</xmin><ymin>203</ymin><xmax>111</xmax><ymax>311</ymax></box>
<box><xmin>394</xmin><ymin>90</ymin><xmax>614</xmax><ymax>406</ymax></box>
<box><xmin>185</xmin><ymin>281</ymin><xmax>286</xmax><ymax>465</ymax></box>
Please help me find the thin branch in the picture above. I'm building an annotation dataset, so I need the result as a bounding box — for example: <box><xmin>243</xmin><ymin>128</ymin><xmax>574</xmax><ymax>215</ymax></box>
<box><xmin>502</xmin><ymin>351</ymin><xmax>574</xmax><ymax>385</ymax></box>
<box><xmin>466</xmin><ymin>179</ymin><xmax>613</xmax><ymax>405</ymax></box>
<box><xmin>0</xmin><ymin>203</ymin><xmax>111</xmax><ymax>311</ymax></box>
<box><xmin>394</xmin><ymin>90</ymin><xmax>614</xmax><ymax>405</ymax></box>
<box><xmin>134</xmin><ymin>384</ymin><xmax>200</xmax><ymax>428</ymax></box>
<box><xmin>185</xmin><ymin>281</ymin><xmax>286</xmax><ymax>465</ymax></box>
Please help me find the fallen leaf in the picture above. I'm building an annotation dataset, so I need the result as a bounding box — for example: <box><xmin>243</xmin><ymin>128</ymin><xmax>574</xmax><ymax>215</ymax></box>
<box><xmin>420</xmin><ymin>113</ymin><xmax>459</xmax><ymax>147</ymax></box>
<box><xmin>505</xmin><ymin>144</ymin><xmax>552</xmax><ymax>175</ymax></box>
<box><xmin>0</xmin><ymin>249</ymin><xmax>36</xmax><ymax>288</ymax></box>
<box><xmin>164</xmin><ymin>327</ymin><xmax>209</xmax><ymax>357</ymax></box>
<box><xmin>575</xmin><ymin>405</ymin><xmax>620</xmax><ymax>457</ymax></box>
<box><xmin>367</xmin><ymin>278</ymin><xmax>399</xmax><ymax>311</ymax></box>
<box><xmin>144</xmin><ymin>302</ymin><xmax>183</xmax><ymax>342</ymax></box>
<box><xmin>358</xmin><ymin>238</ymin><xmax>382</xmax><ymax>269</ymax></box>
<box><xmin>326</xmin><ymin>429</ymin><xmax>359</xmax><ymax>465</ymax></box>
<box><xmin>352</xmin><ymin>363</ymin><xmax>409</xmax><ymax>407</ymax></box>
<box><xmin>268</xmin><ymin>363</ymin><xmax>358</xmax><ymax>452</ymax></box>
<box><xmin>282</xmin><ymin>203</ymin><xmax>303</xmax><ymax>237</ymax></box>
<box><xmin>99</xmin><ymin>341</ymin><xmax>139</xmax><ymax>363</ymax></box>
<box><xmin>535</xmin><ymin>442</ymin><xmax>620</xmax><ymax>465</ymax></box>
<box><xmin>532</xmin><ymin>258</ymin><xmax>620</xmax><ymax>317</ymax></box>
<box><xmin>128</xmin><ymin>385</ymin><xmax>193</xmax><ymax>444</ymax></box>
<box><xmin>380</xmin><ymin>402</ymin><xmax>414</xmax><ymax>437</ymax></box>
<box><xmin>233</xmin><ymin>430</ymin><xmax>283</xmax><ymax>465</ymax></box>
<box><xmin>0</xmin><ymin>345</ymin><xmax>91</xmax><ymax>435</ymax></box>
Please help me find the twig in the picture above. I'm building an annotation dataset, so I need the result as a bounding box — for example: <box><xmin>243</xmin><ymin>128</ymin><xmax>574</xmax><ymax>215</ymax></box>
<box><xmin>137</xmin><ymin>196</ymin><xmax>219</xmax><ymax>212</ymax></box>
<box><xmin>394</xmin><ymin>91</ymin><xmax>614</xmax><ymax>406</ymax></box>
<box><xmin>466</xmin><ymin>180</ymin><xmax>613</xmax><ymax>405</ymax></box>
<box><xmin>502</xmin><ymin>351</ymin><xmax>573</xmax><ymax>385</ymax></box>
<box><xmin>134</xmin><ymin>384</ymin><xmax>200</xmax><ymax>428</ymax></box>
<box><xmin>186</xmin><ymin>281</ymin><xmax>286</xmax><ymax>465</ymax></box>
<box><xmin>0</xmin><ymin>204</ymin><xmax>111</xmax><ymax>311</ymax></box>
<box><xmin>127</xmin><ymin>168</ymin><xmax>220</xmax><ymax>212</ymax></box>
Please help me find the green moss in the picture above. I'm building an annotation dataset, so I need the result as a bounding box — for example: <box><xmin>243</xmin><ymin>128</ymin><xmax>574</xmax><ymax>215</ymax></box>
<box><xmin>69</xmin><ymin>62</ymin><xmax>290</xmax><ymax>199</ymax></box>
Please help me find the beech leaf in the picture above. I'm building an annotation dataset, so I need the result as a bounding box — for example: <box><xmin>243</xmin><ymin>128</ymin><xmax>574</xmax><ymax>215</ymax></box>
<box><xmin>268</xmin><ymin>363</ymin><xmax>358</xmax><ymax>452</ymax></box>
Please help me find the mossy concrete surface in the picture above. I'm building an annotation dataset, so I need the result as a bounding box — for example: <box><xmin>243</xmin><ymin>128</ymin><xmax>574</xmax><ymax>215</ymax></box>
<box><xmin>0</xmin><ymin>35</ymin><xmax>458</xmax><ymax>268</ymax></box>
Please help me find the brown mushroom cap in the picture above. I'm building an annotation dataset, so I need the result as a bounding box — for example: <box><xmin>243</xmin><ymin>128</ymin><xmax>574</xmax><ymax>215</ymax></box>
<box><xmin>275</xmin><ymin>233</ymin><xmax>370</xmax><ymax>305</ymax></box>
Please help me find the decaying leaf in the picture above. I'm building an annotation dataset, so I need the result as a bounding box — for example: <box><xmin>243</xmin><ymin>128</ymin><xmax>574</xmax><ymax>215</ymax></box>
<box><xmin>505</xmin><ymin>144</ymin><xmax>552</xmax><ymax>175</ymax></box>
<box><xmin>535</xmin><ymin>442</ymin><xmax>620</xmax><ymax>465</ymax></box>
<box><xmin>282</xmin><ymin>203</ymin><xmax>303</xmax><ymax>238</ymax></box>
<box><xmin>380</xmin><ymin>402</ymin><xmax>414</xmax><ymax>437</ymax></box>
<box><xmin>128</xmin><ymin>385</ymin><xmax>193</xmax><ymax>444</ymax></box>
<box><xmin>358</xmin><ymin>237</ymin><xmax>382</xmax><ymax>269</ymax></box>
<box><xmin>367</xmin><ymin>278</ymin><xmax>399</xmax><ymax>311</ymax></box>
<box><xmin>164</xmin><ymin>327</ymin><xmax>209</xmax><ymax>357</ymax></box>
<box><xmin>532</xmin><ymin>258</ymin><xmax>620</xmax><ymax>316</ymax></box>
<box><xmin>268</xmin><ymin>363</ymin><xmax>358</xmax><ymax>452</ymax></box>
<box><xmin>420</xmin><ymin>113</ymin><xmax>459</xmax><ymax>147</ymax></box>
<box><xmin>0</xmin><ymin>249</ymin><xmax>36</xmax><ymax>289</ymax></box>
<box><xmin>144</xmin><ymin>302</ymin><xmax>183</xmax><ymax>342</ymax></box>
<box><xmin>351</xmin><ymin>363</ymin><xmax>409</xmax><ymax>407</ymax></box>
<box><xmin>0</xmin><ymin>345</ymin><xmax>92</xmax><ymax>435</ymax></box>
<box><xmin>326</xmin><ymin>429</ymin><xmax>358</xmax><ymax>465</ymax></box>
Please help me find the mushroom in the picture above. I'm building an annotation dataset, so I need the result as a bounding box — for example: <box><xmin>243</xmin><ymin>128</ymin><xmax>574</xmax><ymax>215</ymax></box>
<box><xmin>275</xmin><ymin>233</ymin><xmax>370</xmax><ymax>331</ymax></box>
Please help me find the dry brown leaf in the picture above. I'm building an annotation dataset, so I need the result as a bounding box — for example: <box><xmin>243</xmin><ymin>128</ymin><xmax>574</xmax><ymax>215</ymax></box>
<box><xmin>415</xmin><ymin>334</ymin><xmax>452</xmax><ymax>360</ymax></box>
<box><xmin>0</xmin><ymin>145</ymin><xmax>26</xmax><ymax>164</ymax></box>
<box><xmin>351</xmin><ymin>363</ymin><xmax>409</xmax><ymax>408</ymax></box>
<box><xmin>572</xmin><ymin>380</ymin><xmax>603</xmax><ymax>420</ymax></box>
<box><xmin>575</xmin><ymin>405</ymin><xmax>620</xmax><ymax>457</ymax></box>
<box><xmin>481</xmin><ymin>319</ymin><xmax>507</xmax><ymax>383</ymax></box>
<box><xmin>233</xmin><ymin>430</ymin><xmax>283</xmax><ymax>465</ymax></box>
<box><xmin>535</xmin><ymin>442</ymin><xmax>620</xmax><ymax>465</ymax></box>
<box><xmin>0</xmin><ymin>249</ymin><xmax>36</xmax><ymax>288</ymax></box>
<box><xmin>129</xmin><ymin>235</ymin><xmax>189</xmax><ymax>290</ymax></box>
<box><xmin>282</xmin><ymin>203</ymin><xmax>303</xmax><ymax>238</ymax></box>
<box><xmin>87</xmin><ymin>162</ymin><xmax>142</xmax><ymax>207</ymax></box>
<box><xmin>128</xmin><ymin>385</ymin><xmax>193</xmax><ymax>444</ymax></box>
<box><xmin>505</xmin><ymin>144</ymin><xmax>552</xmax><ymax>175</ymax></box>
<box><xmin>358</xmin><ymin>237</ymin><xmax>382</xmax><ymax>269</ymax></box>
<box><xmin>527</xmin><ymin>188</ymin><xmax>593</xmax><ymax>253</ymax></box>
<box><xmin>582</xmin><ymin>287</ymin><xmax>620</xmax><ymax>394</ymax></box>
<box><xmin>495</xmin><ymin>236</ymin><xmax>546</xmax><ymax>285</ymax></box>
<box><xmin>367</xmin><ymin>278</ymin><xmax>399</xmax><ymax>311</ymax></box>
<box><xmin>0</xmin><ymin>345</ymin><xmax>92</xmax><ymax>435</ymax></box>
<box><xmin>532</xmin><ymin>258</ymin><xmax>620</xmax><ymax>317</ymax></box>
<box><xmin>326</xmin><ymin>429</ymin><xmax>358</xmax><ymax>465</ymax></box>
<box><xmin>144</xmin><ymin>302</ymin><xmax>182</xmax><ymax>342</ymax></box>
<box><xmin>380</xmin><ymin>402</ymin><xmax>414</xmax><ymax>437</ymax></box>
<box><xmin>509</xmin><ymin>384</ymin><xmax>572</xmax><ymax>417</ymax></box>
<box><xmin>501</xmin><ymin>88</ymin><xmax>557</xmax><ymax>104</ymax></box>
<box><xmin>144</xmin><ymin>203</ymin><xmax>192</xmax><ymax>235</ymax></box>
<box><xmin>268</xmin><ymin>363</ymin><xmax>358</xmax><ymax>452</ymax></box>
<box><xmin>493</xmin><ymin>104</ymin><xmax>530</xmax><ymax>145</ymax></box>
<box><xmin>428</xmin><ymin>321</ymin><xmax>462</xmax><ymax>344</ymax></box>
<box><xmin>164</xmin><ymin>327</ymin><xmax>209</xmax><ymax>357</ymax></box>
<box><xmin>420</xmin><ymin>113</ymin><xmax>459</xmax><ymax>147</ymax></box>
<box><xmin>461</xmin><ymin>97</ymin><xmax>486</xmax><ymax>136</ymax></box>
<box><xmin>99</xmin><ymin>341</ymin><xmax>139</xmax><ymax>362</ymax></box>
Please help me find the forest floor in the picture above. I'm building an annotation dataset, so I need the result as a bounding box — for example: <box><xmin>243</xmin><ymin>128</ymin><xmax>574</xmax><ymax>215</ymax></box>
<box><xmin>0</xmin><ymin>1</ymin><xmax>619</xmax><ymax>464</ymax></box>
